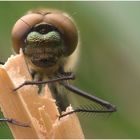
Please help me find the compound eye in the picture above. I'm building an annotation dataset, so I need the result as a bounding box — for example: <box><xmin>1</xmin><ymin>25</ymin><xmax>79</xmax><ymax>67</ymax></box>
<box><xmin>11</xmin><ymin>13</ymin><xmax>43</xmax><ymax>53</ymax></box>
<box><xmin>43</xmin><ymin>12</ymin><xmax>78</xmax><ymax>56</ymax></box>
<box><xmin>11</xmin><ymin>9</ymin><xmax>78</xmax><ymax>56</ymax></box>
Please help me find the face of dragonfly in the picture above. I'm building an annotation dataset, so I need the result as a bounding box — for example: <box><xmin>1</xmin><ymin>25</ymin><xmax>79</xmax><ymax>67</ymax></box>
<box><xmin>23</xmin><ymin>24</ymin><xmax>66</xmax><ymax>74</ymax></box>
<box><xmin>12</xmin><ymin>9</ymin><xmax>78</xmax><ymax>76</ymax></box>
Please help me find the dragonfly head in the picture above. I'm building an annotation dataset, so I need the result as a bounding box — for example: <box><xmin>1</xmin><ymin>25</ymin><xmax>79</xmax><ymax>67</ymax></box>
<box><xmin>11</xmin><ymin>9</ymin><xmax>78</xmax><ymax>72</ymax></box>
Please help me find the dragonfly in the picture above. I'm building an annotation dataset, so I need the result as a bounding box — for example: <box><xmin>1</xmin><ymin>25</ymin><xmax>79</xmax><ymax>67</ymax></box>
<box><xmin>0</xmin><ymin>8</ymin><xmax>117</xmax><ymax>127</ymax></box>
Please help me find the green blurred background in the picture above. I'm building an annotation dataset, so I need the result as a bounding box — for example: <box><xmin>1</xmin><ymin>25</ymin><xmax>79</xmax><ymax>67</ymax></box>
<box><xmin>0</xmin><ymin>1</ymin><xmax>140</xmax><ymax>138</ymax></box>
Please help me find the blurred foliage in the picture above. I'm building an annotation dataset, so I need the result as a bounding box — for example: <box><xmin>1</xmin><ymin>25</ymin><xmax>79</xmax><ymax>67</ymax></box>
<box><xmin>0</xmin><ymin>1</ymin><xmax>140</xmax><ymax>139</ymax></box>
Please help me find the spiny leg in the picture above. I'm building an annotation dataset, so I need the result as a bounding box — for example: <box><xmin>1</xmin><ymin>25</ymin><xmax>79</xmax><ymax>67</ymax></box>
<box><xmin>59</xmin><ymin>81</ymin><xmax>116</xmax><ymax>117</ymax></box>
<box><xmin>60</xmin><ymin>81</ymin><xmax>117</xmax><ymax>111</ymax></box>
<box><xmin>14</xmin><ymin>72</ymin><xmax>75</xmax><ymax>91</ymax></box>
<box><xmin>0</xmin><ymin>118</ymin><xmax>30</xmax><ymax>127</ymax></box>
<box><xmin>0</xmin><ymin>108</ymin><xmax>30</xmax><ymax>127</ymax></box>
<box><xmin>59</xmin><ymin>104</ymin><xmax>115</xmax><ymax>118</ymax></box>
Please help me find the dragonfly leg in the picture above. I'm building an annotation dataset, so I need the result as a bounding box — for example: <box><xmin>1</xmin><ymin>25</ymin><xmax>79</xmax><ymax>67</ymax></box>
<box><xmin>59</xmin><ymin>81</ymin><xmax>116</xmax><ymax>118</ymax></box>
<box><xmin>60</xmin><ymin>81</ymin><xmax>116</xmax><ymax>111</ymax></box>
<box><xmin>0</xmin><ymin>117</ymin><xmax>30</xmax><ymax>127</ymax></box>
<box><xmin>59</xmin><ymin>105</ymin><xmax>115</xmax><ymax>118</ymax></box>
<box><xmin>14</xmin><ymin>72</ymin><xmax>75</xmax><ymax>91</ymax></box>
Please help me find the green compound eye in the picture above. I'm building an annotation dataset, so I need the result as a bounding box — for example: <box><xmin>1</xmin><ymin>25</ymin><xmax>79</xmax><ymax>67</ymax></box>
<box><xmin>26</xmin><ymin>31</ymin><xmax>62</xmax><ymax>47</ymax></box>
